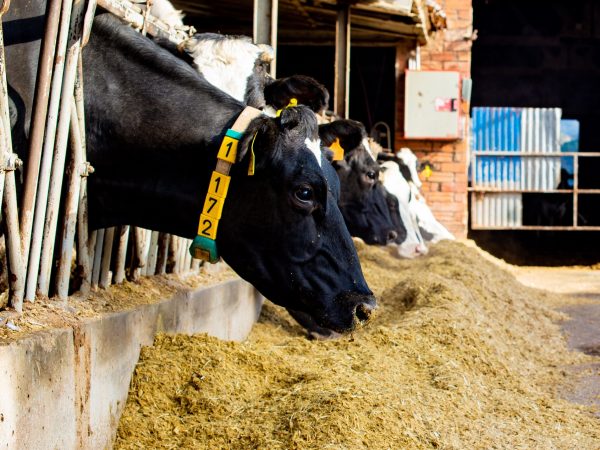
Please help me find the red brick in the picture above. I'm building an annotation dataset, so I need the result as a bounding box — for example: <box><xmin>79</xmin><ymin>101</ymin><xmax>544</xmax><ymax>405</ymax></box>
<box><xmin>454</xmin><ymin>173</ymin><xmax>468</xmax><ymax>184</ymax></box>
<box><xmin>423</xmin><ymin>152</ymin><xmax>453</xmax><ymax>163</ymax></box>
<box><xmin>395</xmin><ymin>139</ymin><xmax>434</xmax><ymax>152</ymax></box>
<box><xmin>421</xmin><ymin>60</ymin><xmax>444</xmax><ymax>70</ymax></box>
<box><xmin>454</xmin><ymin>192</ymin><xmax>467</xmax><ymax>202</ymax></box>
<box><xmin>440</xmin><ymin>182</ymin><xmax>466</xmax><ymax>193</ymax></box>
<box><xmin>427</xmin><ymin>192</ymin><xmax>454</xmax><ymax>203</ymax></box>
<box><xmin>443</xmin><ymin>40</ymin><xmax>472</xmax><ymax>53</ymax></box>
<box><xmin>429</xmin><ymin>52</ymin><xmax>456</xmax><ymax>62</ymax></box>
<box><xmin>453</xmin><ymin>150</ymin><xmax>468</xmax><ymax>162</ymax></box>
<box><xmin>442</xmin><ymin>61</ymin><xmax>471</xmax><ymax>74</ymax></box>
<box><xmin>440</xmin><ymin>162</ymin><xmax>466</xmax><ymax>173</ymax></box>
<box><xmin>428</xmin><ymin>171</ymin><xmax>455</xmax><ymax>183</ymax></box>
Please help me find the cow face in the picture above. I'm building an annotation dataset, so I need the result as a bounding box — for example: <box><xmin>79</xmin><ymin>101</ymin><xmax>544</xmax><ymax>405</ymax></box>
<box><xmin>319</xmin><ymin>120</ymin><xmax>397</xmax><ymax>245</ymax></box>
<box><xmin>218</xmin><ymin>106</ymin><xmax>376</xmax><ymax>333</ymax></box>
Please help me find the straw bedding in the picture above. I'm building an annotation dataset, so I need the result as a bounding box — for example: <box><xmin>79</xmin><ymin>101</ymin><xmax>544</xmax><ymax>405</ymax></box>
<box><xmin>115</xmin><ymin>241</ymin><xmax>600</xmax><ymax>449</ymax></box>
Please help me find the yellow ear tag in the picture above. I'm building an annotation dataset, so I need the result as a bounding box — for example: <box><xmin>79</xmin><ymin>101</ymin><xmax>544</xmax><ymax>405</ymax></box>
<box><xmin>421</xmin><ymin>164</ymin><xmax>433</xmax><ymax>179</ymax></box>
<box><xmin>276</xmin><ymin>97</ymin><xmax>298</xmax><ymax>117</ymax></box>
<box><xmin>329</xmin><ymin>138</ymin><xmax>345</xmax><ymax>161</ymax></box>
<box><xmin>248</xmin><ymin>132</ymin><xmax>257</xmax><ymax>176</ymax></box>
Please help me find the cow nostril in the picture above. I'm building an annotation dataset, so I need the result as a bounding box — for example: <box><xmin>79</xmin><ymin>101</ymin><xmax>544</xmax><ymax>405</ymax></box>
<box><xmin>387</xmin><ymin>230</ymin><xmax>398</xmax><ymax>242</ymax></box>
<box><xmin>354</xmin><ymin>302</ymin><xmax>373</xmax><ymax>324</ymax></box>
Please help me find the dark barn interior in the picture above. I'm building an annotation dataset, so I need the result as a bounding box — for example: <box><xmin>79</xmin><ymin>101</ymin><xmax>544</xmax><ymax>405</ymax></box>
<box><xmin>470</xmin><ymin>0</ymin><xmax>600</xmax><ymax>265</ymax></box>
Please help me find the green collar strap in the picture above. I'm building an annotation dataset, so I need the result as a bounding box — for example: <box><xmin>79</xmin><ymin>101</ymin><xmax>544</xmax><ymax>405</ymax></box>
<box><xmin>190</xmin><ymin>106</ymin><xmax>262</xmax><ymax>263</ymax></box>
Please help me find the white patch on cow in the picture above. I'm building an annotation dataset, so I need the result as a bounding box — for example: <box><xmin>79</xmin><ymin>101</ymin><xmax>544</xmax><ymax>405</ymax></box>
<box><xmin>305</xmin><ymin>137</ymin><xmax>322</xmax><ymax>168</ymax></box>
<box><xmin>379</xmin><ymin>161</ymin><xmax>428</xmax><ymax>258</ymax></box>
<box><xmin>362</xmin><ymin>138</ymin><xmax>376</xmax><ymax>162</ymax></box>
<box><xmin>406</xmin><ymin>182</ymin><xmax>455</xmax><ymax>243</ymax></box>
<box><xmin>149</xmin><ymin>0</ymin><xmax>185</xmax><ymax>28</ymax></box>
<box><xmin>381</xmin><ymin>160</ymin><xmax>454</xmax><ymax>249</ymax></box>
<box><xmin>185</xmin><ymin>37</ymin><xmax>268</xmax><ymax>102</ymax></box>
<box><xmin>397</xmin><ymin>147</ymin><xmax>422</xmax><ymax>188</ymax></box>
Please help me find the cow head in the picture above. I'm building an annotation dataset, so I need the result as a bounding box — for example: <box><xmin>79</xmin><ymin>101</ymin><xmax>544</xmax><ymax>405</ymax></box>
<box><xmin>319</xmin><ymin>120</ymin><xmax>397</xmax><ymax>245</ymax></box>
<box><xmin>379</xmin><ymin>161</ymin><xmax>429</xmax><ymax>258</ymax></box>
<box><xmin>182</xmin><ymin>34</ymin><xmax>328</xmax><ymax>114</ymax></box>
<box><xmin>217</xmin><ymin>106</ymin><xmax>376</xmax><ymax>333</ymax></box>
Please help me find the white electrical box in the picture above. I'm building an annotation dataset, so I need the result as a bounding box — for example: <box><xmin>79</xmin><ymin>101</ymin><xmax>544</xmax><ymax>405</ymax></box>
<box><xmin>404</xmin><ymin>70</ymin><xmax>461</xmax><ymax>139</ymax></box>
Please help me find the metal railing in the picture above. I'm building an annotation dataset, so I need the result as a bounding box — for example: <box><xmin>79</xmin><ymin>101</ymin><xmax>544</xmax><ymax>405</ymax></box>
<box><xmin>0</xmin><ymin>0</ymin><xmax>202</xmax><ymax>312</ymax></box>
<box><xmin>469</xmin><ymin>151</ymin><xmax>600</xmax><ymax>230</ymax></box>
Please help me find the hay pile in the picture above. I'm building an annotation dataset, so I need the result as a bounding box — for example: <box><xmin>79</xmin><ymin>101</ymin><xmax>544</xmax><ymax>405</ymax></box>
<box><xmin>115</xmin><ymin>241</ymin><xmax>600</xmax><ymax>449</ymax></box>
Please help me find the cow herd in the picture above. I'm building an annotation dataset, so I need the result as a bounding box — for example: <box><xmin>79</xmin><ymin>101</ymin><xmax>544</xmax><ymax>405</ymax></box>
<box><xmin>5</xmin><ymin>0</ymin><xmax>453</xmax><ymax>337</ymax></box>
<box><xmin>147</xmin><ymin>0</ymin><xmax>454</xmax><ymax>257</ymax></box>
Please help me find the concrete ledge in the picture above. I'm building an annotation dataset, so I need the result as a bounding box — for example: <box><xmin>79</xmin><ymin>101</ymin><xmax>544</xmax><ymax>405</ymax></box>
<box><xmin>0</xmin><ymin>278</ymin><xmax>263</xmax><ymax>450</ymax></box>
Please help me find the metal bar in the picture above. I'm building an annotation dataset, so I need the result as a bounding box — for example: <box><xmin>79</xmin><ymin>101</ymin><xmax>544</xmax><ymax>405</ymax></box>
<box><xmin>473</xmin><ymin>151</ymin><xmax>600</xmax><ymax>157</ymax></box>
<box><xmin>91</xmin><ymin>228</ymin><xmax>104</xmax><ymax>288</ymax></box>
<box><xmin>0</xmin><ymin>2</ymin><xmax>26</xmax><ymax>310</ymax></box>
<box><xmin>468</xmin><ymin>188</ymin><xmax>600</xmax><ymax>194</ymax></box>
<box><xmin>19</xmin><ymin>0</ymin><xmax>62</xmax><ymax>268</ymax></box>
<box><xmin>155</xmin><ymin>232</ymin><xmax>169</xmax><ymax>275</ymax></box>
<box><xmin>149</xmin><ymin>231</ymin><xmax>160</xmax><ymax>275</ymax></box>
<box><xmin>169</xmin><ymin>236</ymin><xmax>178</xmax><ymax>273</ymax></box>
<box><xmin>334</xmin><ymin>3</ymin><xmax>350</xmax><ymax>118</ymax></box>
<box><xmin>55</xmin><ymin>99</ymin><xmax>84</xmax><ymax>299</ymax></box>
<box><xmin>113</xmin><ymin>225</ymin><xmax>130</xmax><ymax>284</ymax></box>
<box><xmin>471</xmin><ymin>225</ymin><xmax>600</xmax><ymax>231</ymax></box>
<box><xmin>253</xmin><ymin>0</ymin><xmax>278</xmax><ymax>77</ymax></box>
<box><xmin>37</xmin><ymin>0</ymin><xmax>86</xmax><ymax>296</ymax></box>
<box><xmin>98</xmin><ymin>226</ymin><xmax>114</xmax><ymax>288</ymax></box>
<box><xmin>182</xmin><ymin>239</ymin><xmax>192</xmax><ymax>272</ymax></box>
<box><xmin>573</xmin><ymin>154</ymin><xmax>579</xmax><ymax>227</ymax></box>
<box><xmin>74</xmin><ymin>51</ymin><xmax>93</xmax><ymax>294</ymax></box>
<box><xmin>131</xmin><ymin>227</ymin><xmax>147</xmax><ymax>280</ymax></box>
<box><xmin>24</xmin><ymin>0</ymin><xmax>77</xmax><ymax>301</ymax></box>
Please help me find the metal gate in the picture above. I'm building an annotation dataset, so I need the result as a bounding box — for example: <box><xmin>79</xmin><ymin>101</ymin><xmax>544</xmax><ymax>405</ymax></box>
<box><xmin>469</xmin><ymin>106</ymin><xmax>600</xmax><ymax>230</ymax></box>
<box><xmin>0</xmin><ymin>0</ymin><xmax>203</xmax><ymax>313</ymax></box>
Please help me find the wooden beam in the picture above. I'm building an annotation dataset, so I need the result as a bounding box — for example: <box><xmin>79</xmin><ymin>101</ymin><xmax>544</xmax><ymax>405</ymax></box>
<box><xmin>334</xmin><ymin>3</ymin><xmax>350</xmax><ymax>118</ymax></box>
<box><xmin>253</xmin><ymin>0</ymin><xmax>279</xmax><ymax>77</ymax></box>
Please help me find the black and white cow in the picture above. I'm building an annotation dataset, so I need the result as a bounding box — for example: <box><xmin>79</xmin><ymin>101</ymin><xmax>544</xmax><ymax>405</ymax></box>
<box><xmin>5</xmin><ymin>10</ymin><xmax>375</xmax><ymax>333</ymax></box>
<box><xmin>319</xmin><ymin>119</ymin><xmax>398</xmax><ymax>245</ymax></box>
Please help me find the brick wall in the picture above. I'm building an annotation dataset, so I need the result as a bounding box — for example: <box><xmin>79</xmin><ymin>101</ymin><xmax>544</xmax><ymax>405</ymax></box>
<box><xmin>395</xmin><ymin>0</ymin><xmax>473</xmax><ymax>238</ymax></box>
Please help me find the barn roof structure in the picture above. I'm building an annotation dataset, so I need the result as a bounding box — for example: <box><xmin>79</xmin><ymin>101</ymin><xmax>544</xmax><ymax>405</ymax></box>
<box><xmin>172</xmin><ymin>0</ymin><xmax>446</xmax><ymax>46</ymax></box>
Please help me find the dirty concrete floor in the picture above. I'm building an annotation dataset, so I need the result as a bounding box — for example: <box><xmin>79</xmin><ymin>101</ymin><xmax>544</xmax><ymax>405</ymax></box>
<box><xmin>515</xmin><ymin>267</ymin><xmax>600</xmax><ymax>417</ymax></box>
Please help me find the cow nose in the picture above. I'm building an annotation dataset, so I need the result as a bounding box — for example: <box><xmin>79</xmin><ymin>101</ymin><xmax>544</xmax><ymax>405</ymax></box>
<box><xmin>354</xmin><ymin>301</ymin><xmax>375</xmax><ymax>324</ymax></box>
<box><xmin>387</xmin><ymin>230</ymin><xmax>398</xmax><ymax>243</ymax></box>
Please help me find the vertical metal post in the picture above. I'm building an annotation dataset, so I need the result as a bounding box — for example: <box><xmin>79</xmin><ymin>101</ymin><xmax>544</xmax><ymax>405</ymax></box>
<box><xmin>98</xmin><ymin>226</ymin><xmax>114</xmax><ymax>288</ymax></box>
<box><xmin>334</xmin><ymin>2</ymin><xmax>350</xmax><ymax>118</ymax></box>
<box><xmin>55</xmin><ymin>99</ymin><xmax>84</xmax><ymax>299</ymax></box>
<box><xmin>573</xmin><ymin>155</ymin><xmax>578</xmax><ymax>227</ymax></box>
<box><xmin>38</xmin><ymin>0</ymin><xmax>86</xmax><ymax>296</ymax></box>
<box><xmin>113</xmin><ymin>225</ymin><xmax>130</xmax><ymax>284</ymax></box>
<box><xmin>131</xmin><ymin>227</ymin><xmax>148</xmax><ymax>280</ymax></box>
<box><xmin>20</xmin><ymin>0</ymin><xmax>62</xmax><ymax>267</ymax></box>
<box><xmin>253</xmin><ymin>0</ymin><xmax>278</xmax><ymax>77</ymax></box>
<box><xmin>75</xmin><ymin>54</ymin><xmax>93</xmax><ymax>294</ymax></box>
<box><xmin>156</xmin><ymin>232</ymin><xmax>169</xmax><ymax>275</ymax></box>
<box><xmin>0</xmin><ymin>0</ymin><xmax>25</xmax><ymax>310</ymax></box>
<box><xmin>91</xmin><ymin>228</ymin><xmax>104</xmax><ymax>288</ymax></box>
<box><xmin>24</xmin><ymin>0</ymin><xmax>77</xmax><ymax>301</ymax></box>
<box><xmin>145</xmin><ymin>230</ymin><xmax>159</xmax><ymax>276</ymax></box>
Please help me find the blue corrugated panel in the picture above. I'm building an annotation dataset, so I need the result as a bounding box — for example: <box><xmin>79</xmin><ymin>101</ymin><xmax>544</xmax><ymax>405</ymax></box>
<box><xmin>472</xmin><ymin>107</ymin><xmax>522</xmax><ymax>186</ymax></box>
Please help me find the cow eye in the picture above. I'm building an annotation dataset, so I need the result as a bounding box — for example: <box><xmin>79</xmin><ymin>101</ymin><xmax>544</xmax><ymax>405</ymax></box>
<box><xmin>295</xmin><ymin>186</ymin><xmax>314</xmax><ymax>202</ymax></box>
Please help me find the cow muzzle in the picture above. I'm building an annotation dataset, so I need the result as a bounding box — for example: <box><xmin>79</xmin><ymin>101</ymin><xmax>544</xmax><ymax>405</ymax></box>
<box><xmin>331</xmin><ymin>291</ymin><xmax>377</xmax><ymax>331</ymax></box>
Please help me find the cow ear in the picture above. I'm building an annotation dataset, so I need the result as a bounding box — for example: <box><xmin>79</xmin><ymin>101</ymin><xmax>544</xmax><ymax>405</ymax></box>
<box><xmin>236</xmin><ymin>117</ymin><xmax>277</xmax><ymax>168</ymax></box>
<box><xmin>332</xmin><ymin>159</ymin><xmax>351</xmax><ymax>174</ymax></box>
<box><xmin>264</xmin><ymin>75</ymin><xmax>329</xmax><ymax>113</ymax></box>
